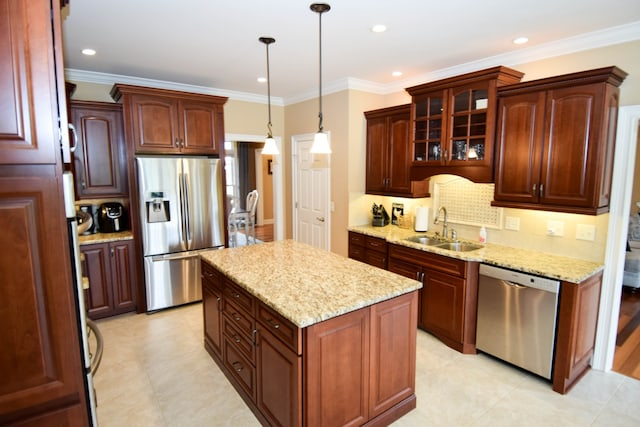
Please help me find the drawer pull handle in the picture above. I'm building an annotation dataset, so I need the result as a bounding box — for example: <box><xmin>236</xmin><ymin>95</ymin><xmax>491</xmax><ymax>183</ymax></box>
<box><xmin>231</xmin><ymin>361</ymin><xmax>243</xmax><ymax>372</ymax></box>
<box><xmin>233</xmin><ymin>293</ymin><xmax>240</xmax><ymax>299</ymax></box>
<box><xmin>267</xmin><ymin>318</ymin><xmax>280</xmax><ymax>329</ymax></box>
<box><xmin>232</xmin><ymin>312</ymin><xmax>241</xmax><ymax>321</ymax></box>
<box><xmin>232</xmin><ymin>334</ymin><xmax>241</xmax><ymax>343</ymax></box>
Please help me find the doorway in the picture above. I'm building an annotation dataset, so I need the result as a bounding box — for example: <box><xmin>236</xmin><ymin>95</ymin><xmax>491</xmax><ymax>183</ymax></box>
<box><xmin>225</xmin><ymin>134</ymin><xmax>284</xmax><ymax>241</ymax></box>
<box><xmin>595</xmin><ymin>106</ymin><xmax>640</xmax><ymax>377</ymax></box>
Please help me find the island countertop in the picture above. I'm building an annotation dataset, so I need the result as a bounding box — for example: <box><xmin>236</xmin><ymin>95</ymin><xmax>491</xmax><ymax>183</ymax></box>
<box><xmin>199</xmin><ymin>239</ymin><xmax>422</xmax><ymax>328</ymax></box>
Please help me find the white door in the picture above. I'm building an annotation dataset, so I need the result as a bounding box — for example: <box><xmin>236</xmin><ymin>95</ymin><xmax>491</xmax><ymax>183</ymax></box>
<box><xmin>292</xmin><ymin>134</ymin><xmax>330</xmax><ymax>250</ymax></box>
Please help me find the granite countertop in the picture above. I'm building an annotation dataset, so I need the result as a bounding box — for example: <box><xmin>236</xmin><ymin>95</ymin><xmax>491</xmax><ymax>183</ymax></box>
<box><xmin>200</xmin><ymin>240</ymin><xmax>422</xmax><ymax>328</ymax></box>
<box><xmin>349</xmin><ymin>224</ymin><xmax>603</xmax><ymax>283</ymax></box>
<box><xmin>79</xmin><ymin>230</ymin><xmax>134</xmax><ymax>245</ymax></box>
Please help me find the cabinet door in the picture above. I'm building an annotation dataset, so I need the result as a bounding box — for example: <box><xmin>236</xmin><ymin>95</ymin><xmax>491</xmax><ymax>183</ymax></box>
<box><xmin>365</xmin><ymin>115</ymin><xmax>389</xmax><ymax>193</ymax></box>
<box><xmin>130</xmin><ymin>94</ymin><xmax>180</xmax><ymax>153</ymax></box>
<box><xmin>82</xmin><ymin>243</ymin><xmax>113</xmax><ymax>320</ymax></box>
<box><xmin>109</xmin><ymin>240</ymin><xmax>137</xmax><ymax>314</ymax></box>
<box><xmin>305</xmin><ymin>307</ymin><xmax>370</xmax><ymax>427</ymax></box>
<box><xmin>71</xmin><ymin>102</ymin><xmax>128</xmax><ymax>198</ymax></box>
<box><xmin>494</xmin><ymin>91</ymin><xmax>546</xmax><ymax>204</ymax></box>
<box><xmin>0</xmin><ymin>170</ymin><xmax>89</xmax><ymax>424</ymax></box>
<box><xmin>256</xmin><ymin>327</ymin><xmax>302</xmax><ymax>427</ymax></box>
<box><xmin>0</xmin><ymin>0</ymin><xmax>60</xmax><ymax>165</ymax></box>
<box><xmin>411</xmin><ymin>90</ymin><xmax>445</xmax><ymax>164</ymax></box>
<box><xmin>369</xmin><ymin>292</ymin><xmax>417</xmax><ymax>418</ymax></box>
<box><xmin>202</xmin><ymin>264</ymin><xmax>223</xmax><ymax>360</ymax></box>
<box><xmin>386</xmin><ymin>111</ymin><xmax>412</xmax><ymax>194</ymax></box>
<box><xmin>423</xmin><ymin>270</ymin><xmax>464</xmax><ymax>342</ymax></box>
<box><xmin>179</xmin><ymin>100</ymin><xmax>222</xmax><ymax>155</ymax></box>
<box><xmin>388</xmin><ymin>258</ymin><xmax>425</xmax><ymax>328</ymax></box>
<box><xmin>540</xmin><ymin>84</ymin><xmax>604</xmax><ymax>208</ymax></box>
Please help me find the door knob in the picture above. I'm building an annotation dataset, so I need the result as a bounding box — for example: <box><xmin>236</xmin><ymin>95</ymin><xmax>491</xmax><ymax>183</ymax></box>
<box><xmin>316</xmin><ymin>217</ymin><xmax>325</xmax><ymax>222</ymax></box>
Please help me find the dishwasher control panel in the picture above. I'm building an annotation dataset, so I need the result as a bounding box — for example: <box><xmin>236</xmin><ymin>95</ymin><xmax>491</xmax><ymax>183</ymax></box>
<box><xmin>479</xmin><ymin>264</ymin><xmax>560</xmax><ymax>294</ymax></box>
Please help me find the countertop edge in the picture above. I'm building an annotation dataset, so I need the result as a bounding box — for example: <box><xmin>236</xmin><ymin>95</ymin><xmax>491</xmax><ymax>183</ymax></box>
<box><xmin>349</xmin><ymin>225</ymin><xmax>604</xmax><ymax>283</ymax></box>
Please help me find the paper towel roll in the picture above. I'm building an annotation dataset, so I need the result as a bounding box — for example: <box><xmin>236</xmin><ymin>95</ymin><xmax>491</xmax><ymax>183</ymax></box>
<box><xmin>414</xmin><ymin>207</ymin><xmax>429</xmax><ymax>232</ymax></box>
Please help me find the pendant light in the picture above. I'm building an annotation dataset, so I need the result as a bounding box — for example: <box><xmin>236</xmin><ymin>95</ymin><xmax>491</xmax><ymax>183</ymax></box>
<box><xmin>309</xmin><ymin>3</ymin><xmax>331</xmax><ymax>154</ymax></box>
<box><xmin>260</xmin><ymin>36</ymin><xmax>279</xmax><ymax>155</ymax></box>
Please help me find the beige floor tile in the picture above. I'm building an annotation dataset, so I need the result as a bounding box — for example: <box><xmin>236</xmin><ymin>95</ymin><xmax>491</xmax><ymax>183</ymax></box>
<box><xmin>93</xmin><ymin>303</ymin><xmax>640</xmax><ymax>426</ymax></box>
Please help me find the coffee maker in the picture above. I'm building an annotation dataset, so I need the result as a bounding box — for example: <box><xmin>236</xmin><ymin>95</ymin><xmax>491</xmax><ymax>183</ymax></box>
<box><xmin>98</xmin><ymin>202</ymin><xmax>127</xmax><ymax>232</ymax></box>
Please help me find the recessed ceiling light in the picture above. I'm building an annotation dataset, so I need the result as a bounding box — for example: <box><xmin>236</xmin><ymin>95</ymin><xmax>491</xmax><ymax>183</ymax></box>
<box><xmin>513</xmin><ymin>37</ymin><xmax>529</xmax><ymax>45</ymax></box>
<box><xmin>392</xmin><ymin>71</ymin><xmax>403</xmax><ymax>77</ymax></box>
<box><xmin>371</xmin><ymin>24</ymin><xmax>387</xmax><ymax>33</ymax></box>
<box><xmin>81</xmin><ymin>48</ymin><xmax>96</xmax><ymax>56</ymax></box>
<box><xmin>257</xmin><ymin>77</ymin><xmax>267</xmax><ymax>83</ymax></box>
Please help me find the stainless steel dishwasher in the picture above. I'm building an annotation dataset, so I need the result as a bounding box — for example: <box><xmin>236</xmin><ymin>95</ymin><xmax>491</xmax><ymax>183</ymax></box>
<box><xmin>476</xmin><ymin>264</ymin><xmax>560</xmax><ymax>379</ymax></box>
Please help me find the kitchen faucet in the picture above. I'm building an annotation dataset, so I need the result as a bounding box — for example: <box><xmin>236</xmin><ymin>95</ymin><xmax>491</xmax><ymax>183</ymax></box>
<box><xmin>434</xmin><ymin>206</ymin><xmax>448</xmax><ymax>239</ymax></box>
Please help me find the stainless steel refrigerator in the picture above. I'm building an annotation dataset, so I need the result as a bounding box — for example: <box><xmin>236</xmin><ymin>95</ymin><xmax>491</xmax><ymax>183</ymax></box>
<box><xmin>136</xmin><ymin>156</ymin><xmax>225</xmax><ymax>312</ymax></box>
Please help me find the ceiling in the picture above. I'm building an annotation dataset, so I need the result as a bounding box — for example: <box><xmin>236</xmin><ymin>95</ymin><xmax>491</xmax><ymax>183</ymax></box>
<box><xmin>61</xmin><ymin>0</ymin><xmax>640</xmax><ymax>104</ymax></box>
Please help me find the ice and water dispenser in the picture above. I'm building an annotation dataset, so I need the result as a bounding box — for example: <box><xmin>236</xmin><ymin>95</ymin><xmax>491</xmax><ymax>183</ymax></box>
<box><xmin>146</xmin><ymin>192</ymin><xmax>171</xmax><ymax>223</ymax></box>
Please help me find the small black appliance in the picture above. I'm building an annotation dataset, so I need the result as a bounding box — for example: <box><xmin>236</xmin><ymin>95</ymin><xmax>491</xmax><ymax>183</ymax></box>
<box><xmin>98</xmin><ymin>202</ymin><xmax>127</xmax><ymax>232</ymax></box>
<box><xmin>77</xmin><ymin>204</ymin><xmax>98</xmax><ymax>234</ymax></box>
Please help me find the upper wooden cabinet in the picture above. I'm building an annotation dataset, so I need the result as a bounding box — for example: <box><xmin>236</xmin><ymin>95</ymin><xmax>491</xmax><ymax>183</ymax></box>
<box><xmin>365</xmin><ymin>105</ymin><xmax>429</xmax><ymax>197</ymax></box>
<box><xmin>493</xmin><ymin>67</ymin><xmax>627</xmax><ymax>215</ymax></box>
<box><xmin>0</xmin><ymin>0</ymin><xmax>66</xmax><ymax>165</ymax></box>
<box><xmin>406</xmin><ymin>66</ymin><xmax>524</xmax><ymax>183</ymax></box>
<box><xmin>70</xmin><ymin>101</ymin><xmax>128</xmax><ymax>198</ymax></box>
<box><xmin>111</xmin><ymin>84</ymin><xmax>228</xmax><ymax>155</ymax></box>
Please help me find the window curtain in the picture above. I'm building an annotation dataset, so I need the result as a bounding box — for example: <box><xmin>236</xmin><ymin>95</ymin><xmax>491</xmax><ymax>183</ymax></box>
<box><xmin>237</xmin><ymin>142</ymin><xmax>250</xmax><ymax>210</ymax></box>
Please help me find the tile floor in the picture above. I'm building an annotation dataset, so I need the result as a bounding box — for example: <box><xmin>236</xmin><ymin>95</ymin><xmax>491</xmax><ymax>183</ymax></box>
<box><xmin>91</xmin><ymin>303</ymin><xmax>640</xmax><ymax>427</ymax></box>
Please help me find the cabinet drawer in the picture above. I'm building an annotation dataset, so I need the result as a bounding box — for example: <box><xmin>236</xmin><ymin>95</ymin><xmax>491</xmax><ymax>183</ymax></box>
<box><xmin>349</xmin><ymin>245</ymin><xmax>365</xmax><ymax>261</ymax></box>
<box><xmin>224</xmin><ymin>339</ymin><xmax>256</xmax><ymax>401</ymax></box>
<box><xmin>257</xmin><ymin>302</ymin><xmax>301</xmax><ymax>355</ymax></box>
<box><xmin>389</xmin><ymin>244</ymin><xmax>466</xmax><ymax>278</ymax></box>
<box><xmin>201</xmin><ymin>262</ymin><xmax>221</xmax><ymax>288</ymax></box>
<box><xmin>224</xmin><ymin>279</ymin><xmax>255</xmax><ymax>315</ymax></box>
<box><xmin>223</xmin><ymin>298</ymin><xmax>255</xmax><ymax>338</ymax></box>
<box><xmin>223</xmin><ymin>316</ymin><xmax>256</xmax><ymax>362</ymax></box>
<box><xmin>365</xmin><ymin>236</ymin><xmax>387</xmax><ymax>253</ymax></box>
<box><xmin>348</xmin><ymin>231</ymin><xmax>365</xmax><ymax>246</ymax></box>
<box><xmin>365</xmin><ymin>251</ymin><xmax>387</xmax><ymax>270</ymax></box>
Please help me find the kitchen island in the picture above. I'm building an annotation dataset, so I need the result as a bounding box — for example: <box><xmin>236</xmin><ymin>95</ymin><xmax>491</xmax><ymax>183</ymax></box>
<box><xmin>200</xmin><ymin>240</ymin><xmax>422</xmax><ymax>427</ymax></box>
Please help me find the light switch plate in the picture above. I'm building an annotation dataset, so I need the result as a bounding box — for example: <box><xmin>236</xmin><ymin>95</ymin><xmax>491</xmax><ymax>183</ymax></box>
<box><xmin>547</xmin><ymin>220</ymin><xmax>564</xmax><ymax>237</ymax></box>
<box><xmin>576</xmin><ymin>224</ymin><xmax>596</xmax><ymax>241</ymax></box>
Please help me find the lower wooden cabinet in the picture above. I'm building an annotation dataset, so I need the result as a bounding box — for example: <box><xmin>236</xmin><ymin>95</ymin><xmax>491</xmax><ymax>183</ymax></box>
<box><xmin>553</xmin><ymin>272</ymin><xmax>603</xmax><ymax>394</ymax></box>
<box><xmin>388</xmin><ymin>243</ymin><xmax>479</xmax><ymax>354</ymax></box>
<box><xmin>348</xmin><ymin>231</ymin><xmax>388</xmax><ymax>269</ymax></box>
<box><xmin>81</xmin><ymin>239</ymin><xmax>137</xmax><ymax>319</ymax></box>
<box><xmin>201</xmin><ymin>259</ymin><xmax>418</xmax><ymax>427</ymax></box>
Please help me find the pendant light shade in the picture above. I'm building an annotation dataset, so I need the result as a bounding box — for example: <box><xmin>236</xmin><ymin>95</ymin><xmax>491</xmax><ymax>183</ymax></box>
<box><xmin>259</xmin><ymin>36</ymin><xmax>279</xmax><ymax>156</ymax></box>
<box><xmin>310</xmin><ymin>3</ymin><xmax>331</xmax><ymax>154</ymax></box>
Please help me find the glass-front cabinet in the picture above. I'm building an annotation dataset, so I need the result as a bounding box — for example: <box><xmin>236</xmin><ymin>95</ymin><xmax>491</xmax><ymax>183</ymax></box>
<box><xmin>407</xmin><ymin>66</ymin><xmax>523</xmax><ymax>183</ymax></box>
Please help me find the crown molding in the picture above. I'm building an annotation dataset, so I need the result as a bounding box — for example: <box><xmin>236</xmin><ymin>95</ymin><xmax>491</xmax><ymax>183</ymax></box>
<box><xmin>64</xmin><ymin>68</ymin><xmax>285</xmax><ymax>106</ymax></box>
<box><xmin>66</xmin><ymin>21</ymin><xmax>640</xmax><ymax>106</ymax></box>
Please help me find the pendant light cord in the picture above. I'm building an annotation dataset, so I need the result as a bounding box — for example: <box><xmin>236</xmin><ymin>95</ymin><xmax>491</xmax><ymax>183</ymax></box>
<box><xmin>317</xmin><ymin>9</ymin><xmax>324</xmax><ymax>133</ymax></box>
<box><xmin>266</xmin><ymin>41</ymin><xmax>273</xmax><ymax>138</ymax></box>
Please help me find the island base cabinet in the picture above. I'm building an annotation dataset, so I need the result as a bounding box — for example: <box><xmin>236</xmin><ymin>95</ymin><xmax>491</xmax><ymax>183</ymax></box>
<box><xmin>304</xmin><ymin>291</ymin><xmax>418</xmax><ymax>427</ymax></box>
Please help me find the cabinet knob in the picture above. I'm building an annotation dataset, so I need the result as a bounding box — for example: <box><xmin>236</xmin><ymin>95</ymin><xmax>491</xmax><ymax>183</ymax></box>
<box><xmin>267</xmin><ymin>318</ymin><xmax>280</xmax><ymax>329</ymax></box>
<box><xmin>532</xmin><ymin>183</ymin><xmax>537</xmax><ymax>197</ymax></box>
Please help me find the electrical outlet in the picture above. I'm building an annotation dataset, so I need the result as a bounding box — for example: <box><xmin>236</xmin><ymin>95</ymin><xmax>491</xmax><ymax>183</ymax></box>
<box><xmin>546</xmin><ymin>220</ymin><xmax>564</xmax><ymax>237</ymax></box>
<box><xmin>576</xmin><ymin>224</ymin><xmax>596</xmax><ymax>241</ymax></box>
<box><xmin>505</xmin><ymin>216</ymin><xmax>520</xmax><ymax>231</ymax></box>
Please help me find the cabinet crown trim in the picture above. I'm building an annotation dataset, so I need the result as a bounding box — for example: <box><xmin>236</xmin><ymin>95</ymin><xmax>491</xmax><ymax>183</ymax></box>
<box><xmin>110</xmin><ymin>83</ymin><xmax>228</xmax><ymax>104</ymax></box>
<box><xmin>497</xmin><ymin>66</ymin><xmax>627</xmax><ymax>95</ymax></box>
<box><xmin>405</xmin><ymin>66</ymin><xmax>524</xmax><ymax>95</ymax></box>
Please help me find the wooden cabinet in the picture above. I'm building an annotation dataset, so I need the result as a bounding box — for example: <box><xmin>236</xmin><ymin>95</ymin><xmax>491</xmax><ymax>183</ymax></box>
<box><xmin>202</xmin><ymin>260</ymin><xmax>417</xmax><ymax>427</ymax></box>
<box><xmin>388</xmin><ymin>243</ymin><xmax>479</xmax><ymax>354</ymax></box>
<box><xmin>0</xmin><ymin>1</ymin><xmax>91</xmax><ymax>424</ymax></box>
<box><xmin>406</xmin><ymin>66</ymin><xmax>523</xmax><ymax>183</ymax></box>
<box><xmin>202</xmin><ymin>261</ymin><xmax>224</xmax><ymax>360</ymax></box>
<box><xmin>493</xmin><ymin>67</ymin><xmax>627</xmax><ymax>215</ymax></box>
<box><xmin>81</xmin><ymin>240</ymin><xmax>137</xmax><ymax>319</ymax></box>
<box><xmin>553</xmin><ymin>272</ymin><xmax>602</xmax><ymax>394</ymax></box>
<box><xmin>70</xmin><ymin>101</ymin><xmax>128</xmax><ymax>198</ymax></box>
<box><xmin>365</xmin><ymin>105</ymin><xmax>429</xmax><ymax>197</ymax></box>
<box><xmin>111</xmin><ymin>84</ymin><xmax>228</xmax><ymax>155</ymax></box>
<box><xmin>348</xmin><ymin>231</ymin><xmax>388</xmax><ymax>269</ymax></box>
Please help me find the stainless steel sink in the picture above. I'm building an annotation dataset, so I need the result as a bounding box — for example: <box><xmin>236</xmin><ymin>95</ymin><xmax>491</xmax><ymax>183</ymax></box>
<box><xmin>433</xmin><ymin>242</ymin><xmax>483</xmax><ymax>252</ymax></box>
<box><xmin>404</xmin><ymin>235</ymin><xmax>483</xmax><ymax>252</ymax></box>
<box><xmin>405</xmin><ymin>235</ymin><xmax>446</xmax><ymax>246</ymax></box>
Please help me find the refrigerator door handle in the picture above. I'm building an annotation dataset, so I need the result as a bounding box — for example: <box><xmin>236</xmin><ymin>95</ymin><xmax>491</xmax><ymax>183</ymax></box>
<box><xmin>183</xmin><ymin>172</ymin><xmax>192</xmax><ymax>245</ymax></box>
<box><xmin>178</xmin><ymin>171</ymin><xmax>188</xmax><ymax>245</ymax></box>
